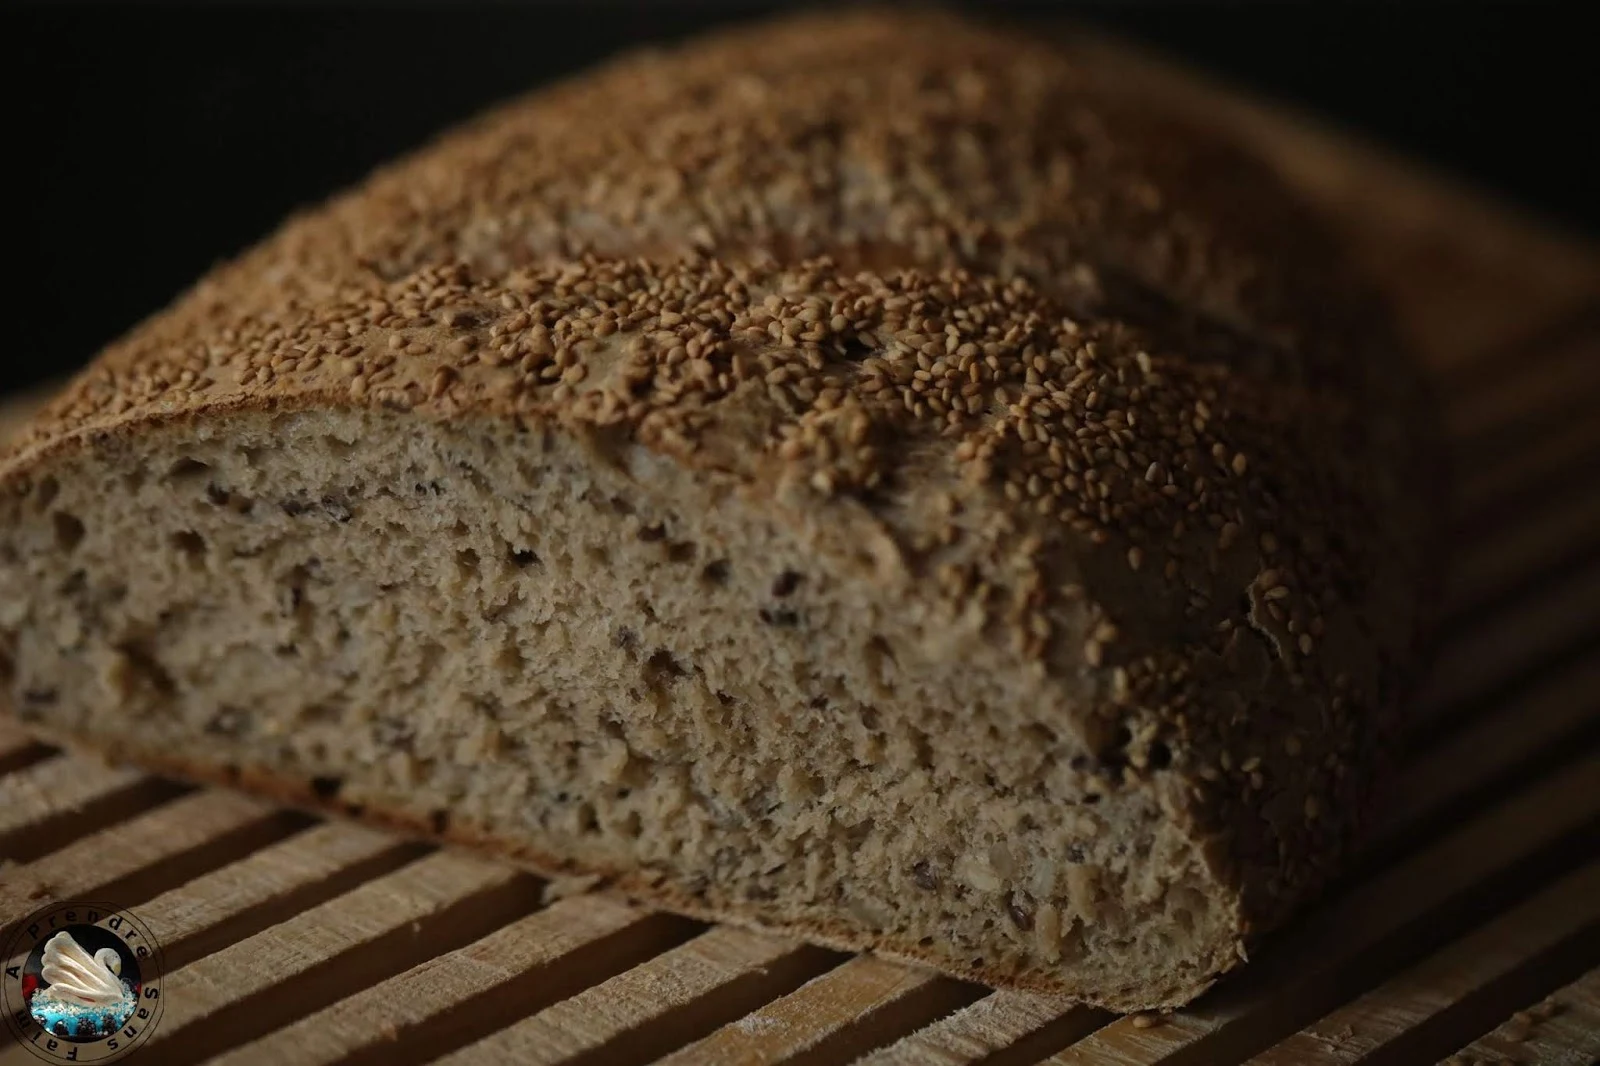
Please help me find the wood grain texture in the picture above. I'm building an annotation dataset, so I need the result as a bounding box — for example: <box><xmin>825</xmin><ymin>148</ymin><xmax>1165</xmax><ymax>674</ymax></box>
<box><xmin>657</xmin><ymin>955</ymin><xmax>980</xmax><ymax>1066</ymax></box>
<box><xmin>436</xmin><ymin>925</ymin><xmax>835</xmax><ymax>1066</ymax></box>
<box><xmin>144</xmin><ymin>851</ymin><xmax>539</xmax><ymax>1066</ymax></box>
<box><xmin>135</xmin><ymin>821</ymin><xmax>424</xmax><ymax>970</ymax></box>
<box><xmin>212</xmin><ymin>895</ymin><xmax>688</xmax><ymax>1066</ymax></box>
<box><xmin>0</xmin><ymin>754</ymin><xmax>178</xmax><ymax>864</ymax></box>
<box><xmin>854</xmin><ymin>990</ymin><xmax>1106</xmax><ymax>1066</ymax></box>
<box><xmin>1249</xmin><ymin>860</ymin><xmax>1600</xmax><ymax>1064</ymax></box>
<box><xmin>0</xmin><ymin>790</ymin><xmax>291</xmax><ymax>931</ymax></box>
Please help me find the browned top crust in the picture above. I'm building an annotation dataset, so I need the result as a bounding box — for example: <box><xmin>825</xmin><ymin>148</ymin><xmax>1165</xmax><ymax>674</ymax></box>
<box><xmin>2</xmin><ymin>11</ymin><xmax>1435</xmax><ymax>933</ymax></box>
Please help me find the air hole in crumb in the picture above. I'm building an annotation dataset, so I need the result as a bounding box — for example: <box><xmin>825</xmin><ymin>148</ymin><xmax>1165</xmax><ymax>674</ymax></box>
<box><xmin>665</xmin><ymin>541</ymin><xmax>696</xmax><ymax>563</ymax></box>
<box><xmin>613</xmin><ymin>627</ymin><xmax>639</xmax><ymax>652</ymax></box>
<box><xmin>167</xmin><ymin>457</ymin><xmax>210</xmax><ymax>480</ymax></box>
<box><xmin>636</xmin><ymin>522</ymin><xmax>666</xmax><ymax>543</ymax></box>
<box><xmin>1147</xmin><ymin>741</ymin><xmax>1172</xmax><ymax>770</ymax></box>
<box><xmin>715</xmin><ymin>691</ymin><xmax>735</xmax><ymax>707</ymax></box>
<box><xmin>430</xmin><ymin>810</ymin><xmax>450</xmax><ymax>834</ymax></box>
<box><xmin>310</xmin><ymin>776</ymin><xmax>343</xmax><ymax>799</ymax></box>
<box><xmin>643</xmin><ymin>649</ymin><xmax>689</xmax><ymax>686</ymax></box>
<box><xmin>509</xmin><ymin>547</ymin><xmax>540</xmax><ymax>568</ymax></box>
<box><xmin>771</xmin><ymin>570</ymin><xmax>803</xmax><ymax>597</ymax></box>
<box><xmin>701</xmin><ymin>559</ymin><xmax>731</xmax><ymax>586</ymax></box>
<box><xmin>912</xmin><ymin>861</ymin><xmax>939</xmax><ymax>890</ymax></box>
<box><xmin>758</xmin><ymin>607</ymin><xmax>799</xmax><ymax>627</ymax></box>
<box><xmin>204</xmin><ymin>708</ymin><xmax>245</xmax><ymax>738</ymax></box>
<box><xmin>36</xmin><ymin>477</ymin><xmax>59</xmax><ymax>508</ymax></box>
<box><xmin>1008</xmin><ymin>892</ymin><xmax>1036</xmax><ymax>930</ymax></box>
<box><xmin>456</xmin><ymin>548</ymin><xmax>480</xmax><ymax>577</ymax></box>
<box><xmin>52</xmin><ymin>512</ymin><xmax>85</xmax><ymax>551</ymax></box>
<box><xmin>171</xmin><ymin>530</ymin><xmax>207</xmax><ymax>561</ymax></box>
<box><xmin>587</xmin><ymin>544</ymin><xmax>611</xmax><ymax>566</ymax></box>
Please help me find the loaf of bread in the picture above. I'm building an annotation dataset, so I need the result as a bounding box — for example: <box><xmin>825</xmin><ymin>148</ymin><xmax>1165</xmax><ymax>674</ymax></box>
<box><xmin>0</xmin><ymin>12</ymin><xmax>1436</xmax><ymax>1009</ymax></box>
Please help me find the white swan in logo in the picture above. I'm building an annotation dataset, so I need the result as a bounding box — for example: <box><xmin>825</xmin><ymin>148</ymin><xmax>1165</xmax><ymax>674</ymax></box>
<box><xmin>28</xmin><ymin>931</ymin><xmax>137</xmax><ymax>1038</ymax></box>
<box><xmin>39</xmin><ymin>932</ymin><xmax>127</xmax><ymax>1008</ymax></box>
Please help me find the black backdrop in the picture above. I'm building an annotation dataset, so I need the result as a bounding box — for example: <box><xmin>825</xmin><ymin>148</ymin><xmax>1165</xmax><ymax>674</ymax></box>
<box><xmin>7</xmin><ymin>2</ymin><xmax>1596</xmax><ymax>396</ymax></box>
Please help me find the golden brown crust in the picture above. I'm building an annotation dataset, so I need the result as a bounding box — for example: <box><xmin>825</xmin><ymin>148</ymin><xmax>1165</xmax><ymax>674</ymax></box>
<box><xmin>0</xmin><ymin>9</ymin><xmax>1436</xmax><ymax>994</ymax></box>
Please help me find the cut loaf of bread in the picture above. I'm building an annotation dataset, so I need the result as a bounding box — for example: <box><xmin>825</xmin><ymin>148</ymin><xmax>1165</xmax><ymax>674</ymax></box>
<box><xmin>0</xmin><ymin>12</ymin><xmax>1436</xmax><ymax>1009</ymax></box>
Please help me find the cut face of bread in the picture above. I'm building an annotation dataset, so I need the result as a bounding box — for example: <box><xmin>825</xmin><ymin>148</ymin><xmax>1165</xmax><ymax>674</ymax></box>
<box><xmin>1</xmin><ymin>404</ymin><xmax>1240</xmax><ymax>1008</ymax></box>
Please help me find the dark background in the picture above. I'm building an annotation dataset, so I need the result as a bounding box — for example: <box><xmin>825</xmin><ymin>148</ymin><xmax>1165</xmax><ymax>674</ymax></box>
<box><xmin>6</xmin><ymin>2</ymin><xmax>1596</xmax><ymax>396</ymax></box>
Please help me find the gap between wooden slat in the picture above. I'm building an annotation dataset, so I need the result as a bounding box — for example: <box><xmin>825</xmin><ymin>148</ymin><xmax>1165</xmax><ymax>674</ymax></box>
<box><xmin>0</xmin><ymin>790</ymin><xmax>302</xmax><ymax>933</ymax></box>
<box><xmin>1441</xmin><ymin>964</ymin><xmax>1600</xmax><ymax>1066</ymax></box>
<box><xmin>1369</xmin><ymin>653</ymin><xmax>1600</xmax><ymax>863</ymax></box>
<box><xmin>1040</xmin><ymin>749</ymin><xmax>1600</xmax><ymax>1066</ymax></box>
<box><xmin>1445</xmin><ymin>322</ymin><xmax>1600</xmax><ymax>444</ymax></box>
<box><xmin>141</xmin><ymin>850</ymin><xmax>542</xmax><ymax>1066</ymax></box>
<box><xmin>1454</xmin><ymin>406</ymin><xmax>1600</xmax><ymax>532</ymax></box>
<box><xmin>1442</xmin><ymin>493</ymin><xmax>1600</xmax><ymax>629</ymax></box>
<box><xmin>1248</xmin><ymin>860</ymin><xmax>1600</xmax><ymax>1065</ymax></box>
<box><xmin>854</xmin><ymin>990</ymin><xmax>1107</xmax><ymax>1066</ymax></box>
<box><xmin>208</xmin><ymin>896</ymin><xmax>697</xmax><ymax>1066</ymax></box>
<box><xmin>435</xmin><ymin>925</ymin><xmax>838</xmax><ymax>1066</ymax></box>
<box><xmin>0</xmin><ymin>755</ymin><xmax>184</xmax><ymax>864</ymax></box>
<box><xmin>139</xmin><ymin>822</ymin><xmax>428</xmax><ymax>971</ymax></box>
<box><xmin>657</xmin><ymin>954</ymin><xmax>984</xmax><ymax>1066</ymax></box>
<box><xmin>1412</xmin><ymin>560</ymin><xmax>1600</xmax><ymax>741</ymax></box>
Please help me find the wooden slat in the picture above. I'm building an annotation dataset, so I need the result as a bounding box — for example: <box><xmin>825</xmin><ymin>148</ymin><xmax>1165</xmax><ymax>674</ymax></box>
<box><xmin>1041</xmin><ymin>750</ymin><xmax>1600</xmax><ymax>1065</ymax></box>
<box><xmin>1249</xmin><ymin>860</ymin><xmax>1600</xmax><ymax>1064</ymax></box>
<box><xmin>139</xmin><ymin>851</ymin><xmax>539</xmax><ymax>1066</ymax></box>
<box><xmin>134</xmin><ymin>821</ymin><xmax>423</xmax><ymax>971</ymax></box>
<box><xmin>211</xmin><ymin>896</ymin><xmax>691</xmax><ymax>1066</ymax></box>
<box><xmin>1442</xmin><ymin>966</ymin><xmax>1600</xmax><ymax>1066</ymax></box>
<box><xmin>658</xmin><ymin>955</ymin><xmax>981</xmax><ymax>1066</ymax></box>
<box><xmin>0</xmin><ymin>754</ymin><xmax>181</xmax><ymax>863</ymax></box>
<box><xmin>0</xmin><ymin>790</ymin><xmax>295</xmax><ymax>931</ymax></box>
<box><xmin>855</xmin><ymin>990</ymin><xmax>1106</xmax><ymax>1066</ymax></box>
<box><xmin>432</xmin><ymin>924</ymin><xmax>831</xmax><ymax>1066</ymax></box>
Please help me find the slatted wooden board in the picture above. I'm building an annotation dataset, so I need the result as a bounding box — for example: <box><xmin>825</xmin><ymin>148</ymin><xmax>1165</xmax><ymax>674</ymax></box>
<box><xmin>3</xmin><ymin>28</ymin><xmax>1599</xmax><ymax>1066</ymax></box>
